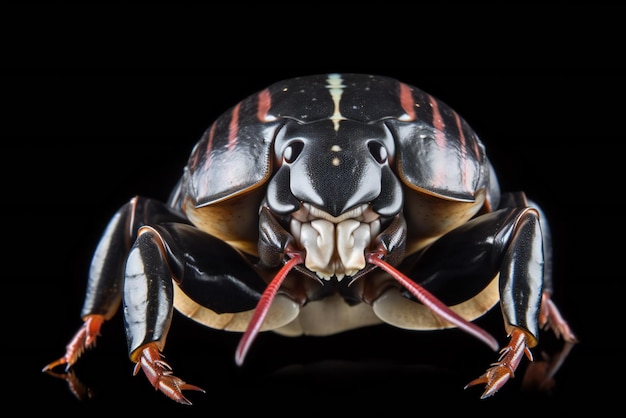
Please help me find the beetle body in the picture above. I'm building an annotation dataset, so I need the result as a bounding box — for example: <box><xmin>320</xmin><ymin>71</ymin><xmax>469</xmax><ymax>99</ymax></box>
<box><xmin>44</xmin><ymin>73</ymin><xmax>577</xmax><ymax>404</ymax></box>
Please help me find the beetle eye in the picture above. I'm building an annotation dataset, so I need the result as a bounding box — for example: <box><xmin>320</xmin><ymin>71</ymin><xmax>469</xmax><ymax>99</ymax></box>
<box><xmin>368</xmin><ymin>141</ymin><xmax>388</xmax><ymax>164</ymax></box>
<box><xmin>283</xmin><ymin>140</ymin><xmax>304</xmax><ymax>163</ymax></box>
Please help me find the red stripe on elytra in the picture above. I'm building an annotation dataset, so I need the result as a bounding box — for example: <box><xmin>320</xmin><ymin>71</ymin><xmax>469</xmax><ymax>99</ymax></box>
<box><xmin>399</xmin><ymin>82</ymin><xmax>416</xmax><ymax>121</ymax></box>
<box><xmin>472</xmin><ymin>130</ymin><xmax>482</xmax><ymax>163</ymax></box>
<box><xmin>228</xmin><ymin>103</ymin><xmax>241</xmax><ymax>151</ymax></box>
<box><xmin>203</xmin><ymin>122</ymin><xmax>217</xmax><ymax>168</ymax></box>
<box><xmin>257</xmin><ymin>88</ymin><xmax>272</xmax><ymax>121</ymax></box>
<box><xmin>429</xmin><ymin>95</ymin><xmax>446</xmax><ymax>148</ymax></box>
<box><xmin>428</xmin><ymin>94</ymin><xmax>447</xmax><ymax>187</ymax></box>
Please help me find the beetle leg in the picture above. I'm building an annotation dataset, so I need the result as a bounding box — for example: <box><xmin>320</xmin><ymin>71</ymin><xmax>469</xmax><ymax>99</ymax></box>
<box><xmin>125</xmin><ymin>221</ymin><xmax>272</xmax><ymax>403</ymax></box>
<box><xmin>368</xmin><ymin>208</ymin><xmax>532</xmax><ymax>348</ymax></box>
<box><xmin>123</xmin><ymin>225</ymin><xmax>203</xmax><ymax>404</ymax></box>
<box><xmin>133</xmin><ymin>343</ymin><xmax>205</xmax><ymax>405</ymax></box>
<box><xmin>42</xmin><ymin>315</ymin><xmax>104</xmax><ymax>400</ymax></box>
<box><xmin>43</xmin><ymin>198</ymin><xmax>143</xmax><ymax>386</ymax></box>
<box><xmin>42</xmin><ymin>314</ymin><xmax>104</xmax><ymax>372</ymax></box>
<box><xmin>81</xmin><ymin>197</ymin><xmax>190</xmax><ymax>324</ymax></box>
<box><xmin>539</xmin><ymin>292</ymin><xmax>578</xmax><ymax>343</ymax></box>
<box><xmin>369</xmin><ymin>203</ymin><xmax>566</xmax><ymax>397</ymax></box>
<box><xmin>44</xmin><ymin>197</ymin><xmax>189</xmax><ymax>366</ymax></box>
<box><xmin>464</xmin><ymin>205</ymin><xmax>562</xmax><ymax>397</ymax></box>
<box><xmin>465</xmin><ymin>328</ymin><xmax>533</xmax><ymax>398</ymax></box>
<box><xmin>42</xmin><ymin>314</ymin><xmax>104</xmax><ymax>400</ymax></box>
<box><xmin>44</xmin><ymin>196</ymin><xmax>195</xmax><ymax>400</ymax></box>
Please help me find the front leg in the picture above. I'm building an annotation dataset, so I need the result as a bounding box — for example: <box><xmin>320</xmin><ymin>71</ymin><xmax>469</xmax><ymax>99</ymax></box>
<box><xmin>124</xmin><ymin>221</ymin><xmax>270</xmax><ymax>404</ymax></box>
<box><xmin>466</xmin><ymin>197</ymin><xmax>577</xmax><ymax>398</ymax></box>
<box><xmin>42</xmin><ymin>197</ymin><xmax>188</xmax><ymax>389</ymax></box>
<box><xmin>456</xmin><ymin>204</ymin><xmax>544</xmax><ymax>398</ymax></box>
<box><xmin>122</xmin><ymin>226</ymin><xmax>202</xmax><ymax>405</ymax></box>
<box><xmin>372</xmin><ymin>200</ymin><xmax>557</xmax><ymax>397</ymax></box>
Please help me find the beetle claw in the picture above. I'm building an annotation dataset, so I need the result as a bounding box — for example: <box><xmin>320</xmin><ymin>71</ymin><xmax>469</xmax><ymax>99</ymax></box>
<box><xmin>42</xmin><ymin>314</ymin><xmax>105</xmax><ymax>372</ymax></box>
<box><xmin>155</xmin><ymin>377</ymin><xmax>205</xmax><ymax>406</ymax></box>
<box><xmin>136</xmin><ymin>343</ymin><xmax>205</xmax><ymax>405</ymax></box>
<box><xmin>465</xmin><ymin>364</ymin><xmax>516</xmax><ymax>399</ymax></box>
<box><xmin>465</xmin><ymin>328</ymin><xmax>530</xmax><ymax>398</ymax></box>
<box><xmin>42</xmin><ymin>315</ymin><xmax>105</xmax><ymax>400</ymax></box>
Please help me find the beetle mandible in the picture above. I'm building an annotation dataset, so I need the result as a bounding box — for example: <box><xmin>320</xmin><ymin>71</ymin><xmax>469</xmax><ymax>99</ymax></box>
<box><xmin>43</xmin><ymin>73</ymin><xmax>577</xmax><ymax>404</ymax></box>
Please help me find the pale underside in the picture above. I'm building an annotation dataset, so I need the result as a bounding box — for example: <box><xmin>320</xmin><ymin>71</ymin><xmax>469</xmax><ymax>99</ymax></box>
<box><xmin>172</xmin><ymin>274</ymin><xmax>500</xmax><ymax>337</ymax></box>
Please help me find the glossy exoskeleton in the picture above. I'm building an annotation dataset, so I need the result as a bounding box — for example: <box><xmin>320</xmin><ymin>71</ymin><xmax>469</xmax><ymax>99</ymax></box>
<box><xmin>44</xmin><ymin>73</ymin><xmax>577</xmax><ymax>404</ymax></box>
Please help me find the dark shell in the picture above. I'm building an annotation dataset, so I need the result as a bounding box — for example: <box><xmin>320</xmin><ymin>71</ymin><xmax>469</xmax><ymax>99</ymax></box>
<box><xmin>183</xmin><ymin>73</ymin><xmax>490</xmax><ymax>207</ymax></box>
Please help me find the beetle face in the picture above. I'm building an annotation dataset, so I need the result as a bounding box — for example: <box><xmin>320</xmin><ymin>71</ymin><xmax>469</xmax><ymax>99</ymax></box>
<box><xmin>266</xmin><ymin>118</ymin><xmax>403</xmax><ymax>280</ymax></box>
<box><xmin>270</xmin><ymin>119</ymin><xmax>404</xmax><ymax>216</ymax></box>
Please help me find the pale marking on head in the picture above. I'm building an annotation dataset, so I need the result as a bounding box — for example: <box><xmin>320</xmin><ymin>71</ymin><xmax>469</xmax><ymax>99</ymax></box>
<box><xmin>326</xmin><ymin>73</ymin><xmax>346</xmax><ymax>132</ymax></box>
<box><xmin>331</xmin><ymin>144</ymin><xmax>342</xmax><ymax>166</ymax></box>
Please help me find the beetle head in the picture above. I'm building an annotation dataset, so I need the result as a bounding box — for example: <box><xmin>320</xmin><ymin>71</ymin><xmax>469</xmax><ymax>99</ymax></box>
<box><xmin>267</xmin><ymin>118</ymin><xmax>403</xmax><ymax>218</ymax></box>
<box><xmin>263</xmin><ymin>119</ymin><xmax>403</xmax><ymax>280</ymax></box>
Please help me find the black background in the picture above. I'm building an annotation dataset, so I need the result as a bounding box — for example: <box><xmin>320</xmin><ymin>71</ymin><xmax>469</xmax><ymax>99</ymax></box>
<box><xmin>4</xmin><ymin>5</ymin><xmax>625</xmax><ymax>418</ymax></box>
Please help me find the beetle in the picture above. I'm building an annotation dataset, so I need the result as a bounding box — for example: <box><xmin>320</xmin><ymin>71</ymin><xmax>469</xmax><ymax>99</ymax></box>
<box><xmin>43</xmin><ymin>73</ymin><xmax>577</xmax><ymax>405</ymax></box>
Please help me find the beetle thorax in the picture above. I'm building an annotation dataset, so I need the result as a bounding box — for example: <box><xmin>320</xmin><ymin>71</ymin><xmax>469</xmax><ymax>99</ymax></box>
<box><xmin>289</xmin><ymin>202</ymin><xmax>381</xmax><ymax>281</ymax></box>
